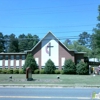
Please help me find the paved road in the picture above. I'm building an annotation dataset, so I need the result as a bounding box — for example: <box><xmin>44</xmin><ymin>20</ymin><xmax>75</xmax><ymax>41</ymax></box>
<box><xmin>0</xmin><ymin>87</ymin><xmax>100</xmax><ymax>100</ymax></box>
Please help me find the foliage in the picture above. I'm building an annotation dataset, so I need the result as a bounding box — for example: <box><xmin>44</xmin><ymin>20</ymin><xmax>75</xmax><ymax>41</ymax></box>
<box><xmin>0</xmin><ymin>69</ymin><xmax>2</xmax><ymax>74</ymax></box>
<box><xmin>39</xmin><ymin>69</ymin><xmax>45</xmax><ymax>74</ymax></box>
<box><xmin>76</xmin><ymin>61</ymin><xmax>88</xmax><ymax>75</ymax></box>
<box><xmin>63</xmin><ymin>39</ymin><xmax>72</xmax><ymax>49</ymax></box>
<box><xmin>90</xmin><ymin>5</ymin><xmax>100</xmax><ymax>58</ymax></box>
<box><xmin>18</xmin><ymin>34</ymin><xmax>39</xmax><ymax>52</ymax></box>
<box><xmin>78</xmin><ymin>32</ymin><xmax>91</xmax><ymax>48</ymax></box>
<box><xmin>34</xmin><ymin>69</ymin><xmax>39</xmax><ymax>74</ymax></box>
<box><xmin>0</xmin><ymin>33</ymin><xmax>39</xmax><ymax>53</ymax></box>
<box><xmin>64</xmin><ymin>40</ymin><xmax>92</xmax><ymax>57</ymax></box>
<box><xmin>55</xmin><ymin>69</ymin><xmax>60</xmax><ymax>74</ymax></box>
<box><xmin>97</xmin><ymin>5</ymin><xmax>100</xmax><ymax>21</ymax></box>
<box><xmin>6</xmin><ymin>69</ymin><xmax>13</xmax><ymax>74</ymax></box>
<box><xmin>19</xmin><ymin>69</ymin><xmax>24</xmax><ymax>74</ymax></box>
<box><xmin>8</xmin><ymin>34</ymin><xmax>19</xmax><ymax>52</ymax></box>
<box><xmin>60</xmin><ymin>70</ymin><xmax>64</xmax><ymax>74</ymax></box>
<box><xmin>44</xmin><ymin>59</ymin><xmax>56</xmax><ymax>74</ymax></box>
<box><xmin>23</xmin><ymin>54</ymin><xmax>38</xmax><ymax>72</ymax></box>
<box><xmin>1</xmin><ymin>69</ymin><xmax>7</xmax><ymax>74</ymax></box>
<box><xmin>13</xmin><ymin>69</ymin><xmax>19</xmax><ymax>74</ymax></box>
<box><xmin>0</xmin><ymin>32</ymin><xmax>5</xmax><ymax>52</ymax></box>
<box><xmin>63</xmin><ymin>59</ymin><xmax>76</xmax><ymax>74</ymax></box>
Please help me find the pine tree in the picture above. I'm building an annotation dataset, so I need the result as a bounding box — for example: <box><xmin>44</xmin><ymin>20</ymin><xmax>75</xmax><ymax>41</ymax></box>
<box><xmin>23</xmin><ymin>54</ymin><xmax>38</xmax><ymax>72</ymax></box>
<box><xmin>63</xmin><ymin>59</ymin><xmax>76</xmax><ymax>74</ymax></box>
<box><xmin>44</xmin><ymin>59</ymin><xmax>56</xmax><ymax>74</ymax></box>
<box><xmin>0</xmin><ymin>32</ymin><xmax>5</xmax><ymax>52</ymax></box>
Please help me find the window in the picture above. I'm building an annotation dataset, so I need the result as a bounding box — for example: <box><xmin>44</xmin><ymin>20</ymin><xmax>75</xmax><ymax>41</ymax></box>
<box><xmin>16</xmin><ymin>55</ymin><xmax>20</xmax><ymax>60</ymax></box>
<box><xmin>5</xmin><ymin>66</ymin><xmax>8</xmax><ymax>68</ymax></box>
<box><xmin>61</xmin><ymin>57</ymin><xmax>65</xmax><ymax>66</ymax></box>
<box><xmin>16</xmin><ymin>66</ymin><xmax>19</xmax><ymax>69</ymax></box>
<box><xmin>22</xmin><ymin>55</ymin><xmax>25</xmax><ymax>60</ymax></box>
<box><xmin>77</xmin><ymin>59</ymin><xmax>81</xmax><ymax>63</ymax></box>
<box><xmin>0</xmin><ymin>55</ymin><xmax>3</xmax><ymax>60</ymax></box>
<box><xmin>0</xmin><ymin>60</ymin><xmax>2</xmax><ymax>68</ymax></box>
<box><xmin>10</xmin><ymin>66</ymin><xmax>13</xmax><ymax>69</ymax></box>
<box><xmin>5</xmin><ymin>55</ymin><xmax>8</xmax><ymax>60</ymax></box>
<box><xmin>11</xmin><ymin>55</ymin><xmax>14</xmax><ymax>60</ymax></box>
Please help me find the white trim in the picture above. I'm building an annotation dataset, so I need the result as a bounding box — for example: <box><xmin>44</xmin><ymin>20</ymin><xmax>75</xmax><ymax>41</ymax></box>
<box><xmin>35</xmin><ymin>58</ymin><xmax>39</xmax><ymax>65</ymax></box>
<box><xmin>0</xmin><ymin>60</ymin><xmax>2</xmax><ymax>66</ymax></box>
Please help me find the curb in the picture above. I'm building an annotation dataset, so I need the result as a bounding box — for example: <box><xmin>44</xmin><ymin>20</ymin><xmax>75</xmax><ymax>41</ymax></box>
<box><xmin>0</xmin><ymin>84</ymin><xmax>100</xmax><ymax>88</ymax></box>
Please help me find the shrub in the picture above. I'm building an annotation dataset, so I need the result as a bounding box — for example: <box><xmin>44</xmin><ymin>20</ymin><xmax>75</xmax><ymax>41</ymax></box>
<box><xmin>6</xmin><ymin>69</ymin><xmax>13</xmax><ymax>74</ymax></box>
<box><xmin>23</xmin><ymin>54</ymin><xmax>38</xmax><ymax>72</ymax></box>
<box><xmin>2</xmin><ymin>69</ymin><xmax>7</xmax><ymax>74</ymax></box>
<box><xmin>0</xmin><ymin>69</ymin><xmax>2</xmax><ymax>74</ymax></box>
<box><xmin>44</xmin><ymin>59</ymin><xmax>56</xmax><ymax>74</ymax></box>
<box><xmin>55</xmin><ymin>69</ymin><xmax>60</xmax><ymax>74</ymax></box>
<box><xmin>63</xmin><ymin>59</ymin><xmax>76</xmax><ymax>74</ymax></box>
<box><xmin>13</xmin><ymin>69</ymin><xmax>19</xmax><ymax>74</ymax></box>
<box><xmin>34</xmin><ymin>69</ymin><xmax>39</xmax><ymax>74</ymax></box>
<box><xmin>40</xmin><ymin>69</ymin><xmax>45</xmax><ymax>74</ymax></box>
<box><xmin>76</xmin><ymin>61</ymin><xmax>88</xmax><ymax>75</ymax></box>
<box><xmin>60</xmin><ymin>70</ymin><xmax>64</xmax><ymax>74</ymax></box>
<box><xmin>19</xmin><ymin>69</ymin><xmax>24</xmax><ymax>74</ymax></box>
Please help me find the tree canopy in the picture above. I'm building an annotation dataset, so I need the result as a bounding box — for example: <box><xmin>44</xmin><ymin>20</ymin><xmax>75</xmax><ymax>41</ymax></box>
<box><xmin>0</xmin><ymin>33</ymin><xmax>39</xmax><ymax>53</ymax></box>
<box><xmin>23</xmin><ymin>54</ymin><xmax>38</xmax><ymax>71</ymax></box>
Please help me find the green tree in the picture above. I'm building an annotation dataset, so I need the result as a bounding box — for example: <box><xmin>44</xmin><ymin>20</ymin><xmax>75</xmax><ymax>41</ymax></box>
<box><xmin>18</xmin><ymin>34</ymin><xmax>39</xmax><ymax>52</ymax></box>
<box><xmin>4</xmin><ymin>35</ymin><xmax>10</xmax><ymax>52</ymax></box>
<box><xmin>0</xmin><ymin>32</ymin><xmax>5</xmax><ymax>52</ymax></box>
<box><xmin>76</xmin><ymin>61</ymin><xmax>88</xmax><ymax>75</ymax></box>
<box><xmin>91</xmin><ymin>5</ymin><xmax>100</xmax><ymax>58</ymax></box>
<box><xmin>18</xmin><ymin>34</ymin><xmax>28</xmax><ymax>52</ymax></box>
<box><xmin>78</xmin><ymin>32</ymin><xmax>91</xmax><ymax>48</ymax></box>
<box><xmin>8</xmin><ymin>34</ymin><xmax>19</xmax><ymax>52</ymax></box>
<box><xmin>44</xmin><ymin>59</ymin><xmax>56</xmax><ymax>74</ymax></box>
<box><xmin>63</xmin><ymin>59</ymin><xmax>76</xmax><ymax>74</ymax></box>
<box><xmin>64</xmin><ymin>40</ymin><xmax>92</xmax><ymax>57</ymax></box>
<box><xmin>23</xmin><ymin>54</ymin><xmax>38</xmax><ymax>71</ymax></box>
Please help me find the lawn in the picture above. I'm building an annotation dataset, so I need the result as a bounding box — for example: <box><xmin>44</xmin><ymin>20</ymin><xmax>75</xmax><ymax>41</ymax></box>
<box><xmin>0</xmin><ymin>74</ymin><xmax>100</xmax><ymax>87</ymax></box>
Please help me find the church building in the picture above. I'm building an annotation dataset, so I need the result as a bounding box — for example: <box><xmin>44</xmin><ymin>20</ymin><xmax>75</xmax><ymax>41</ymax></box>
<box><xmin>0</xmin><ymin>32</ymin><xmax>85</xmax><ymax>70</ymax></box>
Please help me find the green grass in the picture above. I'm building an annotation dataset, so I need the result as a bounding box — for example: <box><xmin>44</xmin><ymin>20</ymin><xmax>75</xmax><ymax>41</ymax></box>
<box><xmin>0</xmin><ymin>74</ymin><xmax>100</xmax><ymax>87</ymax></box>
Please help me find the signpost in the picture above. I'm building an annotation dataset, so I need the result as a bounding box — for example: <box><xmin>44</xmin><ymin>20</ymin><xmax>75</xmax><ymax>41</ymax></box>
<box><xmin>26</xmin><ymin>67</ymin><xmax>33</xmax><ymax>81</ymax></box>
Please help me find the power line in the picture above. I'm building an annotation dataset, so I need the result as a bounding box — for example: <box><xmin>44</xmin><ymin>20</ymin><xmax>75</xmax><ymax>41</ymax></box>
<box><xmin>0</xmin><ymin>3</ymin><xmax>98</xmax><ymax>11</ymax></box>
<box><xmin>0</xmin><ymin>37</ymin><xmax>79</xmax><ymax>42</ymax></box>
<box><xmin>1</xmin><ymin>9</ymin><xmax>97</xmax><ymax>16</ymax></box>
<box><xmin>0</xmin><ymin>30</ymin><xmax>93</xmax><ymax>34</ymax></box>
<box><xmin>0</xmin><ymin>24</ymin><xmax>96</xmax><ymax>28</ymax></box>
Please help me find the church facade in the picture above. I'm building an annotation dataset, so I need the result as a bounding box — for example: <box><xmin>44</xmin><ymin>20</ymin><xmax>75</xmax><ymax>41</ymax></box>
<box><xmin>0</xmin><ymin>32</ymin><xmax>85</xmax><ymax>70</ymax></box>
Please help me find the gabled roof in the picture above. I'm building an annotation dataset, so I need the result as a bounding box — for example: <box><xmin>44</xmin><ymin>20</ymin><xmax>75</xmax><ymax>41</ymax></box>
<box><xmin>26</xmin><ymin>32</ymin><xmax>75</xmax><ymax>53</ymax></box>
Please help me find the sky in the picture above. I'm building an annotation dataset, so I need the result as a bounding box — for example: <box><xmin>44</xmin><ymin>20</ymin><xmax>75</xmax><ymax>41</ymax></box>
<box><xmin>0</xmin><ymin>0</ymin><xmax>100</xmax><ymax>41</ymax></box>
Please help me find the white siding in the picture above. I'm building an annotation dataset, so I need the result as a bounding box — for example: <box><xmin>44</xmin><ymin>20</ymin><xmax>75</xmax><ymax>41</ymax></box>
<box><xmin>0</xmin><ymin>60</ymin><xmax>3</xmax><ymax>66</ymax></box>
<box><xmin>10</xmin><ymin>60</ymin><xmax>14</xmax><ymax>66</ymax></box>
<box><xmin>22</xmin><ymin>60</ymin><xmax>25</xmax><ymax>66</ymax></box>
<box><xmin>35</xmin><ymin>58</ymin><xmax>39</xmax><ymax>65</ymax></box>
<box><xmin>16</xmin><ymin>60</ymin><xmax>19</xmax><ymax>66</ymax></box>
<box><xmin>41</xmin><ymin>34</ymin><xmax>59</xmax><ymax>66</ymax></box>
<box><xmin>61</xmin><ymin>57</ymin><xmax>65</xmax><ymax>66</ymax></box>
<box><xmin>5</xmin><ymin>60</ymin><xmax>8</xmax><ymax>66</ymax></box>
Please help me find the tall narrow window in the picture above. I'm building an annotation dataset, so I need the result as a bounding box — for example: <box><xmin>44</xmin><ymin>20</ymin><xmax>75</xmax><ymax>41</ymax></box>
<box><xmin>5</xmin><ymin>55</ymin><xmax>8</xmax><ymax>60</ymax></box>
<box><xmin>16</xmin><ymin>55</ymin><xmax>20</xmax><ymax>60</ymax></box>
<box><xmin>0</xmin><ymin>55</ymin><xmax>3</xmax><ymax>60</ymax></box>
<box><xmin>22</xmin><ymin>55</ymin><xmax>25</xmax><ymax>60</ymax></box>
<box><xmin>11</xmin><ymin>55</ymin><xmax>14</xmax><ymax>60</ymax></box>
